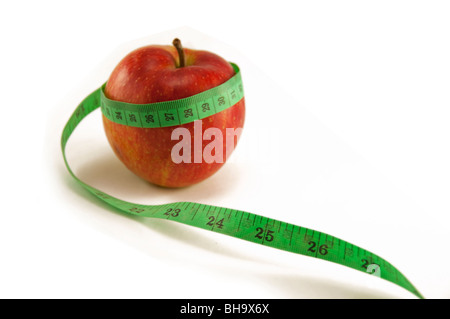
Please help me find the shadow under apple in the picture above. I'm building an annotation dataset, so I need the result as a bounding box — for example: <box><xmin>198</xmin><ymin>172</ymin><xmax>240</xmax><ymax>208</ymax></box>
<box><xmin>73</xmin><ymin>151</ymin><xmax>243</xmax><ymax>205</ymax></box>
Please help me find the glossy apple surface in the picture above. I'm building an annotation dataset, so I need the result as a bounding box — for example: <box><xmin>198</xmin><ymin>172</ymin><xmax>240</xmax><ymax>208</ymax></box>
<box><xmin>103</xmin><ymin>40</ymin><xmax>245</xmax><ymax>187</ymax></box>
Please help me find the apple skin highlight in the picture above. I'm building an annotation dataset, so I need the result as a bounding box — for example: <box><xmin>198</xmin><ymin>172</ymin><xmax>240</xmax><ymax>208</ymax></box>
<box><xmin>102</xmin><ymin>41</ymin><xmax>245</xmax><ymax>188</ymax></box>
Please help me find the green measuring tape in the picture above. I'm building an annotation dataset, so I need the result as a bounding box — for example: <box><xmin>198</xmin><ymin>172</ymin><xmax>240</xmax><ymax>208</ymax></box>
<box><xmin>61</xmin><ymin>62</ymin><xmax>424</xmax><ymax>299</ymax></box>
<box><xmin>101</xmin><ymin>63</ymin><xmax>243</xmax><ymax>128</ymax></box>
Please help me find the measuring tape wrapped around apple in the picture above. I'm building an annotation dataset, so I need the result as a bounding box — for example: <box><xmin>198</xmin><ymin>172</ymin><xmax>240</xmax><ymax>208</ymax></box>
<box><xmin>61</xmin><ymin>38</ymin><xmax>423</xmax><ymax>298</ymax></box>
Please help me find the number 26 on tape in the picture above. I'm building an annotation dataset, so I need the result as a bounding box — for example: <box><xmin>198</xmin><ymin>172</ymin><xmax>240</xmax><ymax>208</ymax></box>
<box><xmin>308</xmin><ymin>241</ymin><xmax>329</xmax><ymax>256</ymax></box>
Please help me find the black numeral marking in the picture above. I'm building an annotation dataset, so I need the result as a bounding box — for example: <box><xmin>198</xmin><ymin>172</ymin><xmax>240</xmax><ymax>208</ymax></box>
<box><xmin>145</xmin><ymin>114</ymin><xmax>154</xmax><ymax>123</ymax></box>
<box><xmin>206</xmin><ymin>216</ymin><xmax>225</xmax><ymax>229</ymax></box>
<box><xmin>255</xmin><ymin>227</ymin><xmax>274</xmax><ymax>242</ymax></box>
<box><xmin>361</xmin><ymin>259</ymin><xmax>369</xmax><ymax>269</ymax></box>
<box><xmin>201</xmin><ymin>103</ymin><xmax>210</xmax><ymax>112</ymax></box>
<box><xmin>128</xmin><ymin>114</ymin><xmax>137</xmax><ymax>122</ymax></box>
<box><xmin>164</xmin><ymin>113</ymin><xmax>175</xmax><ymax>121</ymax></box>
<box><xmin>308</xmin><ymin>241</ymin><xmax>328</xmax><ymax>255</ymax></box>
<box><xmin>184</xmin><ymin>108</ymin><xmax>193</xmax><ymax>118</ymax></box>
<box><xmin>164</xmin><ymin>208</ymin><xmax>180</xmax><ymax>217</ymax></box>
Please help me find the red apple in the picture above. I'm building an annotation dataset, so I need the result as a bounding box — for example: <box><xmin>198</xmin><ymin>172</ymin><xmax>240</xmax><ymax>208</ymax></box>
<box><xmin>102</xmin><ymin>38</ymin><xmax>245</xmax><ymax>188</ymax></box>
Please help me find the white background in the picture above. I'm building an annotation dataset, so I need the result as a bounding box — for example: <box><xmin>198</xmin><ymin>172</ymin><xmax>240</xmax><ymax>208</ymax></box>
<box><xmin>1</xmin><ymin>1</ymin><xmax>449</xmax><ymax>299</ymax></box>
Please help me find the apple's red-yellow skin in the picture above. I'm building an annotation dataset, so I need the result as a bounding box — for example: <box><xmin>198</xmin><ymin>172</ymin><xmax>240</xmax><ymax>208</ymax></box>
<box><xmin>103</xmin><ymin>44</ymin><xmax>245</xmax><ymax>187</ymax></box>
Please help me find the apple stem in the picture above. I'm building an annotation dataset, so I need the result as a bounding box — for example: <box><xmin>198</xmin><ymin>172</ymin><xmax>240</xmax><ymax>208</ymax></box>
<box><xmin>172</xmin><ymin>38</ymin><xmax>185</xmax><ymax>68</ymax></box>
